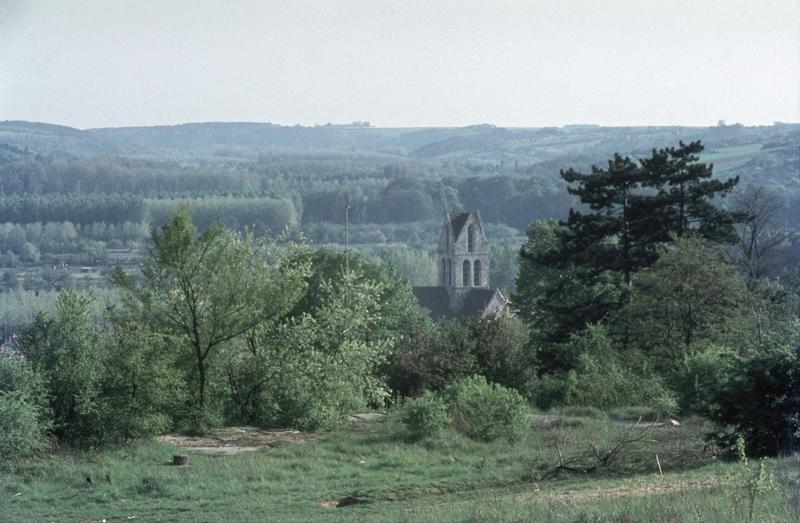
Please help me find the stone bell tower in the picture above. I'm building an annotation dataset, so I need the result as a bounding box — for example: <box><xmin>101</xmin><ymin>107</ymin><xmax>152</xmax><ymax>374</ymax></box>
<box><xmin>437</xmin><ymin>211</ymin><xmax>490</xmax><ymax>291</ymax></box>
<box><xmin>412</xmin><ymin>210</ymin><xmax>505</xmax><ymax>318</ymax></box>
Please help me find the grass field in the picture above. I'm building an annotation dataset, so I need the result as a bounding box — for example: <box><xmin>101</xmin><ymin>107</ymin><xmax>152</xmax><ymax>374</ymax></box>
<box><xmin>1</xmin><ymin>415</ymin><xmax>797</xmax><ymax>522</ymax></box>
<box><xmin>700</xmin><ymin>143</ymin><xmax>763</xmax><ymax>172</ymax></box>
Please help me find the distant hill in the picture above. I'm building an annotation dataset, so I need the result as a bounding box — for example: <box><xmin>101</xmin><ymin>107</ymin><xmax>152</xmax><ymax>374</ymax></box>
<box><xmin>0</xmin><ymin>121</ymin><xmax>121</xmax><ymax>157</ymax></box>
<box><xmin>1</xmin><ymin>120</ymin><xmax>797</xmax><ymax>167</ymax></box>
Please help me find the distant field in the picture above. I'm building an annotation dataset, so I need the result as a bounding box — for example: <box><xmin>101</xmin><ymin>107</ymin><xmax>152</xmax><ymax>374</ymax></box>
<box><xmin>701</xmin><ymin>143</ymin><xmax>763</xmax><ymax>171</ymax></box>
<box><xmin>2</xmin><ymin>415</ymin><xmax>797</xmax><ymax>522</ymax></box>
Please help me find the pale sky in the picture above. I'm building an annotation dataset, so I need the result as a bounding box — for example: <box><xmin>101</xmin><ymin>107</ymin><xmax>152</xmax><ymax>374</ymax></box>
<box><xmin>1</xmin><ymin>0</ymin><xmax>798</xmax><ymax>129</ymax></box>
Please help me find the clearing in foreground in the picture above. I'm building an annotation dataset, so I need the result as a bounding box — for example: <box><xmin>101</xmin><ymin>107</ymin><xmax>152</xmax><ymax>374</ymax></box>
<box><xmin>1</xmin><ymin>415</ymin><xmax>797</xmax><ymax>522</ymax></box>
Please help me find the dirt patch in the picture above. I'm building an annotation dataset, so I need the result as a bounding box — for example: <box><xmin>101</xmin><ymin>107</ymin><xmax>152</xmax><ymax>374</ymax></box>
<box><xmin>348</xmin><ymin>412</ymin><xmax>385</xmax><ymax>422</ymax></box>
<box><xmin>158</xmin><ymin>426</ymin><xmax>319</xmax><ymax>455</ymax></box>
<box><xmin>524</xmin><ymin>477</ymin><xmax>721</xmax><ymax>504</ymax></box>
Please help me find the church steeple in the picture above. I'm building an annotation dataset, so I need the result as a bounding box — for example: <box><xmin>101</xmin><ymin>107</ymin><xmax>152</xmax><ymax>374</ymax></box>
<box><xmin>437</xmin><ymin>211</ymin><xmax>489</xmax><ymax>289</ymax></box>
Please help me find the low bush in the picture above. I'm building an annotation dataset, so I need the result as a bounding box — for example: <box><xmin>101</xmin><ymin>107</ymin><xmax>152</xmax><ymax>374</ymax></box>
<box><xmin>401</xmin><ymin>391</ymin><xmax>450</xmax><ymax>439</ymax></box>
<box><xmin>446</xmin><ymin>376</ymin><xmax>529</xmax><ymax>443</ymax></box>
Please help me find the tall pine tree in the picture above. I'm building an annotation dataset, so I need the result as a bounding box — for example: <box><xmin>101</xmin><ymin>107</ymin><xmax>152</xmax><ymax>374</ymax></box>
<box><xmin>545</xmin><ymin>140</ymin><xmax>740</xmax><ymax>282</ymax></box>
<box><xmin>556</xmin><ymin>154</ymin><xmax>656</xmax><ymax>284</ymax></box>
<box><xmin>640</xmin><ymin>140</ymin><xmax>741</xmax><ymax>243</ymax></box>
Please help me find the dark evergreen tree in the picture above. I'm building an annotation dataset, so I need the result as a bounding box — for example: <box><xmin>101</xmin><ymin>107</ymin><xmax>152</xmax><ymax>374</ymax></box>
<box><xmin>557</xmin><ymin>154</ymin><xmax>655</xmax><ymax>284</ymax></box>
<box><xmin>640</xmin><ymin>141</ymin><xmax>742</xmax><ymax>243</ymax></box>
<box><xmin>519</xmin><ymin>141</ymin><xmax>741</xmax><ymax>347</ymax></box>
<box><xmin>548</xmin><ymin>141</ymin><xmax>740</xmax><ymax>284</ymax></box>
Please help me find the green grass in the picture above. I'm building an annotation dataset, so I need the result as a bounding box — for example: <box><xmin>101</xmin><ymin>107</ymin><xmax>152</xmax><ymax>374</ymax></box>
<box><xmin>700</xmin><ymin>144</ymin><xmax>763</xmax><ymax>162</ymax></box>
<box><xmin>1</xmin><ymin>417</ymin><xmax>796</xmax><ymax>522</ymax></box>
<box><xmin>700</xmin><ymin>143</ymin><xmax>763</xmax><ymax>172</ymax></box>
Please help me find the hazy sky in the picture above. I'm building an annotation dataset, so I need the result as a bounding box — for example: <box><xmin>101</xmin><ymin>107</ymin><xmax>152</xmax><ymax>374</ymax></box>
<box><xmin>1</xmin><ymin>0</ymin><xmax>798</xmax><ymax>129</ymax></box>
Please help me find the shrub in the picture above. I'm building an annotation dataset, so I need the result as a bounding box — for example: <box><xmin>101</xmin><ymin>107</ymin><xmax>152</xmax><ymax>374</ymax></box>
<box><xmin>528</xmin><ymin>371</ymin><xmax>573</xmax><ymax>411</ymax></box>
<box><xmin>18</xmin><ymin>291</ymin><xmax>106</xmax><ymax>447</ymax></box>
<box><xmin>471</xmin><ymin>315</ymin><xmax>535</xmax><ymax>392</ymax></box>
<box><xmin>387</xmin><ymin>318</ymin><xmax>478</xmax><ymax>396</ymax></box>
<box><xmin>706</xmin><ymin>337</ymin><xmax>799</xmax><ymax>456</ymax></box>
<box><xmin>225</xmin><ymin>273</ymin><xmax>393</xmax><ymax>431</ymax></box>
<box><xmin>401</xmin><ymin>391</ymin><xmax>450</xmax><ymax>439</ymax></box>
<box><xmin>530</xmin><ymin>326</ymin><xmax>678</xmax><ymax>418</ymax></box>
<box><xmin>446</xmin><ymin>376</ymin><xmax>529</xmax><ymax>443</ymax></box>
<box><xmin>0</xmin><ymin>392</ymin><xmax>47</xmax><ymax>461</ymax></box>
<box><xmin>674</xmin><ymin>345</ymin><xmax>739</xmax><ymax>414</ymax></box>
<box><xmin>572</xmin><ymin>355</ymin><xmax>678</xmax><ymax>416</ymax></box>
<box><xmin>0</xmin><ymin>357</ymin><xmax>49</xmax><ymax>461</ymax></box>
<box><xmin>101</xmin><ymin>323</ymin><xmax>182</xmax><ymax>442</ymax></box>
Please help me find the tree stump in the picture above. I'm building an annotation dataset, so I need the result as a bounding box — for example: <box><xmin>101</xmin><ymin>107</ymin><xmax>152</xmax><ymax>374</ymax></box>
<box><xmin>172</xmin><ymin>454</ymin><xmax>189</xmax><ymax>466</ymax></box>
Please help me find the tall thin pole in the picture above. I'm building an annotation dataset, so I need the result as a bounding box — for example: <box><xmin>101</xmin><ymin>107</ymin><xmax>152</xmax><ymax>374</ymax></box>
<box><xmin>345</xmin><ymin>196</ymin><xmax>351</xmax><ymax>274</ymax></box>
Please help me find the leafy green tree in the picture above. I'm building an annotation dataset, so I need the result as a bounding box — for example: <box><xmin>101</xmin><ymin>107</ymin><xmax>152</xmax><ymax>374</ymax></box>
<box><xmin>225</xmin><ymin>272</ymin><xmax>393</xmax><ymax>430</ymax></box>
<box><xmin>373</xmin><ymin>247</ymin><xmax>437</xmax><ymax>287</ymax></box>
<box><xmin>18</xmin><ymin>291</ymin><xmax>105</xmax><ymax>446</ymax></box>
<box><xmin>378</xmin><ymin>178</ymin><xmax>437</xmax><ymax>223</ymax></box>
<box><xmin>489</xmin><ymin>242</ymin><xmax>520</xmax><ymax>292</ymax></box>
<box><xmin>1</xmin><ymin>270</ymin><xmax>15</xmax><ymax>290</ymax></box>
<box><xmin>112</xmin><ymin>208</ymin><xmax>295</xmax><ymax>429</ymax></box>
<box><xmin>516</xmin><ymin>219</ymin><xmax>622</xmax><ymax>346</ymax></box>
<box><xmin>617</xmin><ymin>236</ymin><xmax>749</xmax><ymax>371</ymax></box>
<box><xmin>743</xmin><ymin>277</ymin><xmax>799</xmax><ymax>347</ymax></box>
<box><xmin>675</xmin><ymin>345</ymin><xmax>740</xmax><ymax>414</ymax></box>
<box><xmin>288</xmin><ymin>248</ymin><xmax>418</xmax><ymax>344</ymax></box>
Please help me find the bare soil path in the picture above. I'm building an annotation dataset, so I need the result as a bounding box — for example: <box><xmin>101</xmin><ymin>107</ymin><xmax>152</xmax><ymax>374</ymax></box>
<box><xmin>157</xmin><ymin>426</ymin><xmax>319</xmax><ymax>455</ymax></box>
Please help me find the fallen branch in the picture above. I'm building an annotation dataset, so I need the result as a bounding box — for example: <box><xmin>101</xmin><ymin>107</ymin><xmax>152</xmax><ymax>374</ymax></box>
<box><xmin>539</xmin><ymin>417</ymin><xmax>654</xmax><ymax>480</ymax></box>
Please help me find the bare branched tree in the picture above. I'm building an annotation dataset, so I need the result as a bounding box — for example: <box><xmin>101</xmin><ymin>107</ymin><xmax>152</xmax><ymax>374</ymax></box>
<box><xmin>731</xmin><ymin>186</ymin><xmax>789</xmax><ymax>280</ymax></box>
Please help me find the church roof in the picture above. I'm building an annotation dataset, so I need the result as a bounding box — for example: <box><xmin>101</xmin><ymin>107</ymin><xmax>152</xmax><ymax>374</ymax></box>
<box><xmin>412</xmin><ymin>286</ymin><xmax>505</xmax><ymax>318</ymax></box>
<box><xmin>411</xmin><ymin>287</ymin><xmax>453</xmax><ymax>317</ymax></box>
<box><xmin>460</xmin><ymin>288</ymin><xmax>503</xmax><ymax>316</ymax></box>
<box><xmin>448</xmin><ymin>212</ymin><xmax>473</xmax><ymax>240</ymax></box>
